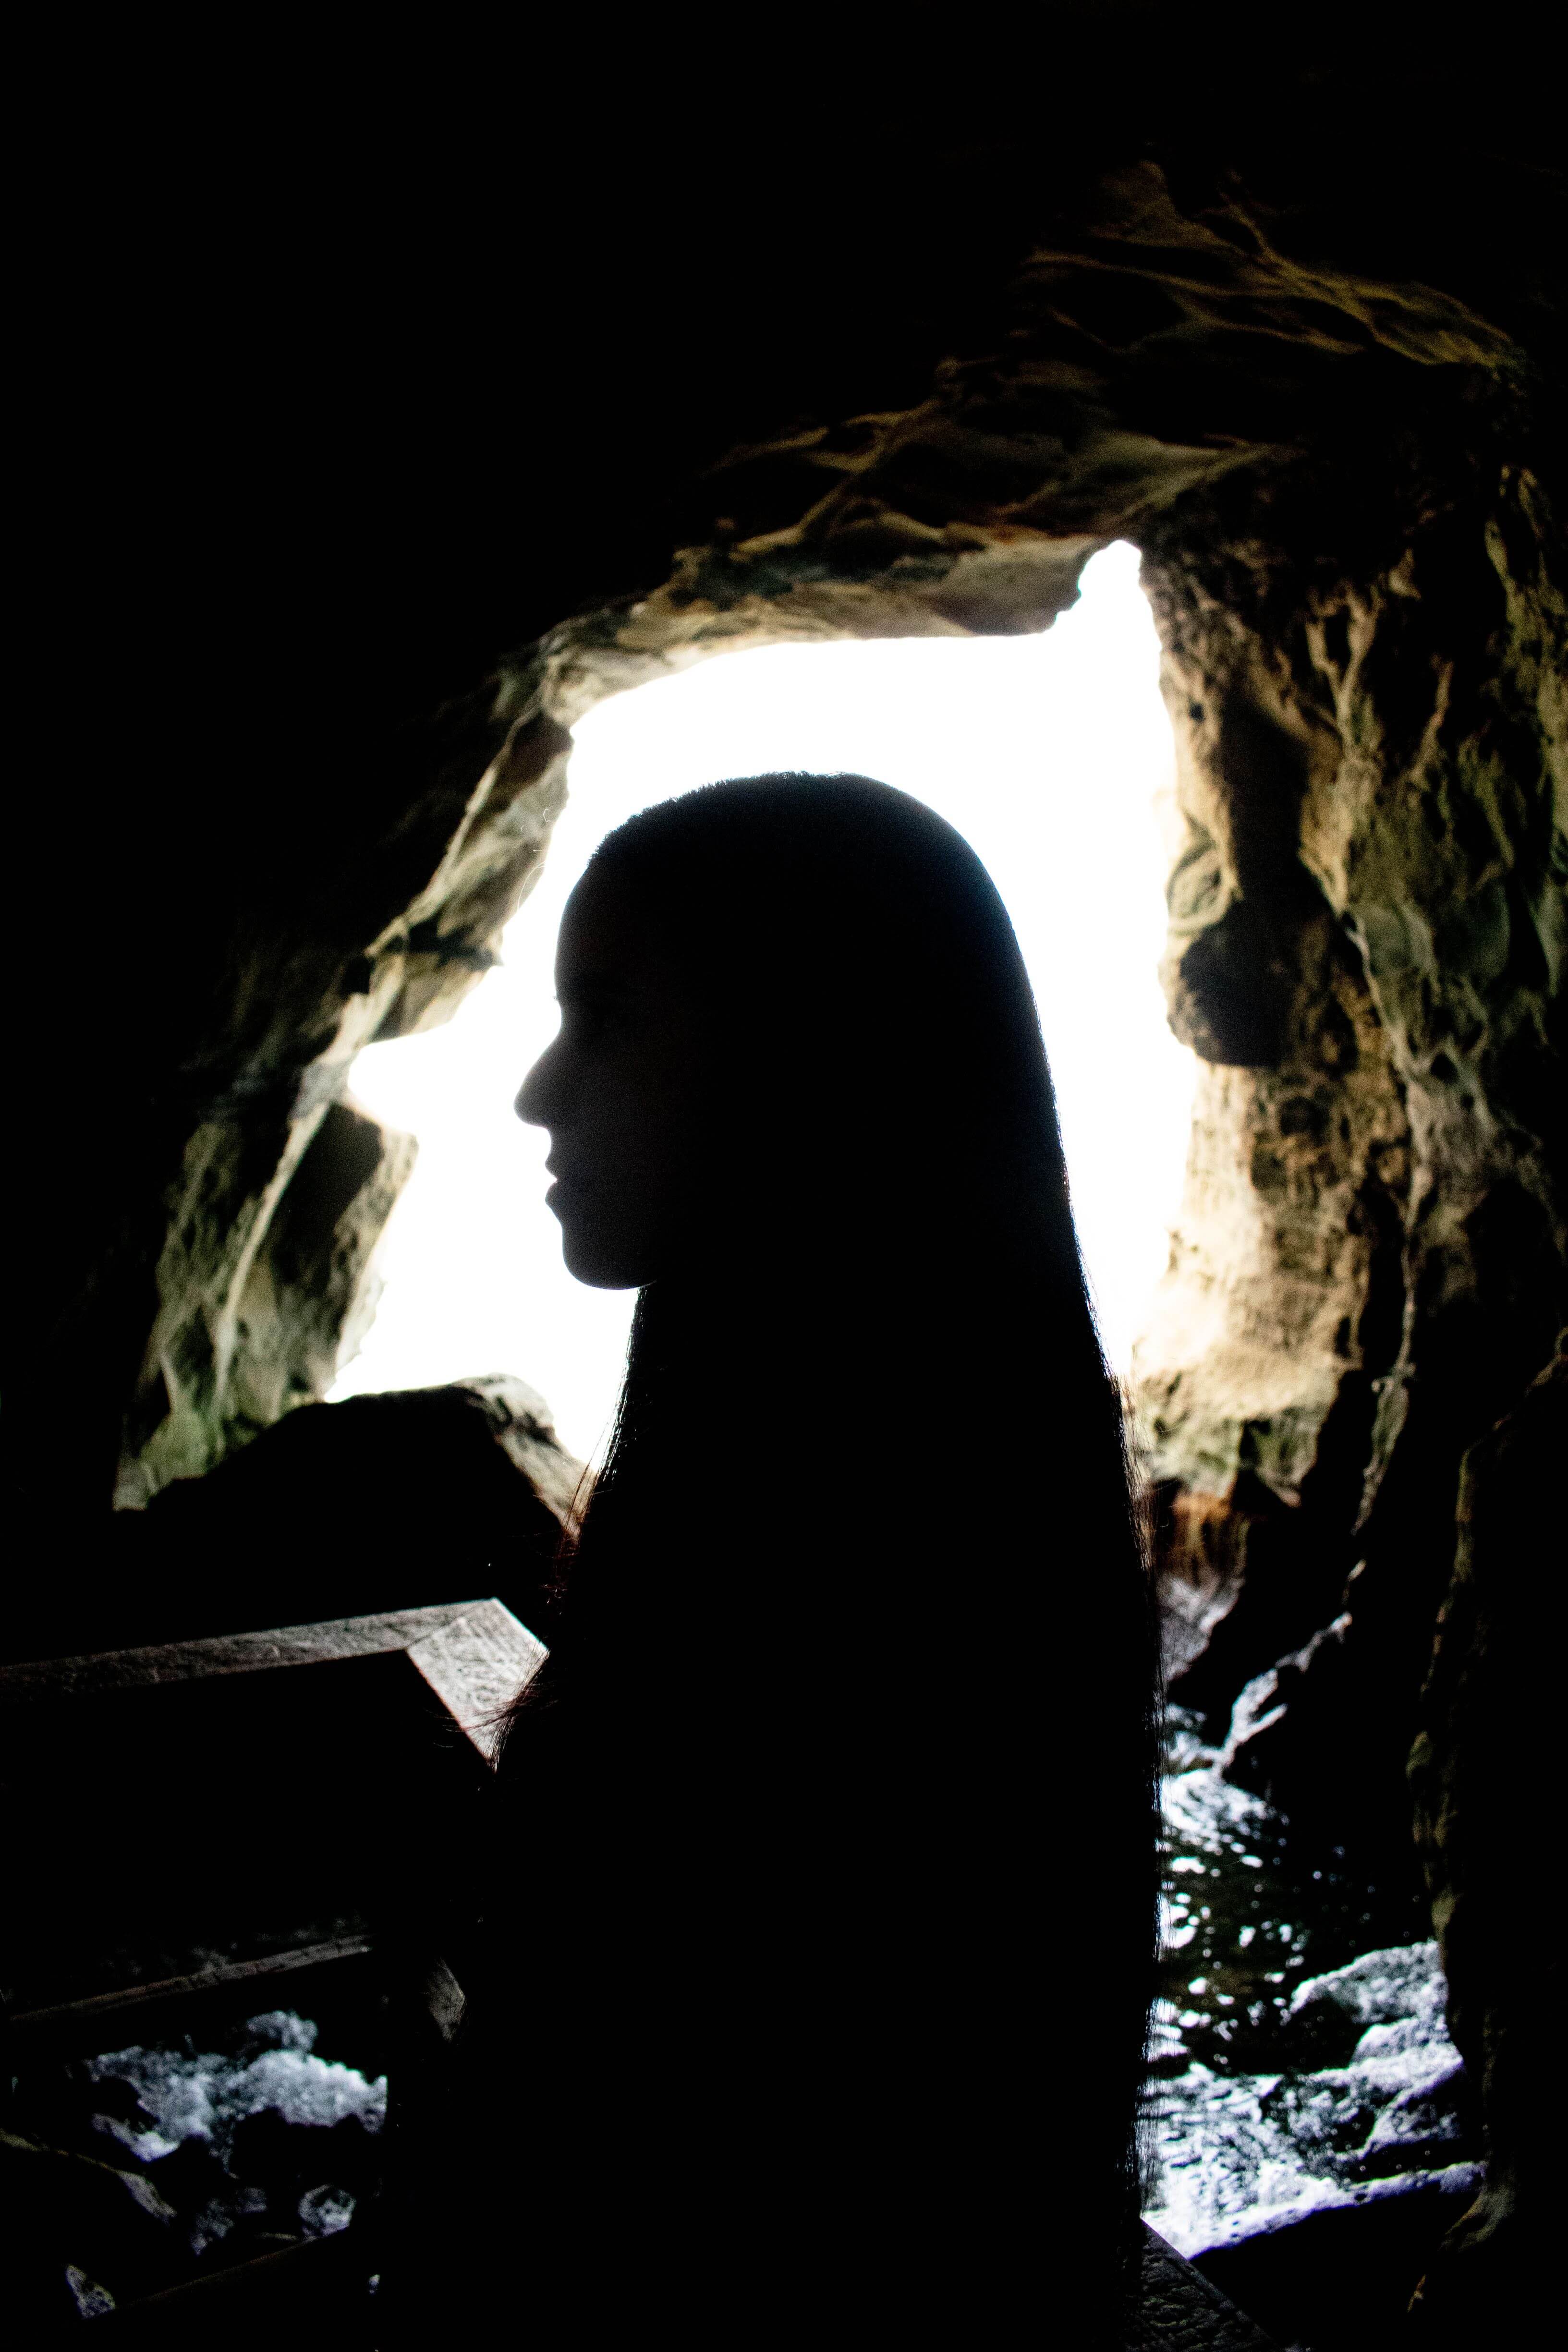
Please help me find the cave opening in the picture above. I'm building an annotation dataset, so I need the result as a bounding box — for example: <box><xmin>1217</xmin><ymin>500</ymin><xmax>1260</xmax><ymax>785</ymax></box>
<box><xmin>330</xmin><ymin>542</ymin><xmax>1196</xmax><ymax>1461</ymax></box>
<box><xmin>309</xmin><ymin>542</ymin><xmax>1451</xmax><ymax>2270</ymax></box>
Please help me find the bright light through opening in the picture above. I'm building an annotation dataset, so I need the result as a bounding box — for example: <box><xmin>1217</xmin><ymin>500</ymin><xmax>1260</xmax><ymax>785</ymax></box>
<box><xmin>332</xmin><ymin>543</ymin><xmax>1195</xmax><ymax>1462</ymax></box>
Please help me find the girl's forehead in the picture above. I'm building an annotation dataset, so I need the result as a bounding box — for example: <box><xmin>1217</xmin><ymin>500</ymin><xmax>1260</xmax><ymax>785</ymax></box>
<box><xmin>557</xmin><ymin>864</ymin><xmax>681</xmax><ymax>993</ymax></box>
<box><xmin>558</xmin><ymin>866</ymin><xmax>636</xmax><ymax>971</ymax></box>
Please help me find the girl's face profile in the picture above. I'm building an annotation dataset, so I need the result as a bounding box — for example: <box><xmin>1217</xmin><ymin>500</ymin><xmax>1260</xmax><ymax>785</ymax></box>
<box><xmin>514</xmin><ymin>867</ymin><xmax>710</xmax><ymax>1289</ymax></box>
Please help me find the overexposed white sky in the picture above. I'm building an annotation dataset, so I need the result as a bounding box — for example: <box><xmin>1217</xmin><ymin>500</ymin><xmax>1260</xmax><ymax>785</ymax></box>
<box><xmin>331</xmin><ymin>542</ymin><xmax>1194</xmax><ymax>1463</ymax></box>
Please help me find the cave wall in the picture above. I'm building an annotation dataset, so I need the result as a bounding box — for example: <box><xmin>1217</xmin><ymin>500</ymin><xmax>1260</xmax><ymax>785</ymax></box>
<box><xmin>9</xmin><ymin>47</ymin><xmax>1562</xmax><ymax>2320</ymax></box>
<box><xmin>114</xmin><ymin>1096</ymin><xmax>417</xmax><ymax>1503</ymax></box>
<box><xmin>1406</xmin><ymin>1344</ymin><xmax>1566</xmax><ymax>2313</ymax></box>
<box><xmin>109</xmin><ymin>719</ymin><xmax>574</xmax><ymax>1499</ymax></box>
<box><xmin>1140</xmin><ymin>448</ymin><xmax>1567</xmax><ymax>1741</ymax></box>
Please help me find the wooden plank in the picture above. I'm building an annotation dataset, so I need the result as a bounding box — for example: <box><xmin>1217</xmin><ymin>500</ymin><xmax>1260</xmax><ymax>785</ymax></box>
<box><xmin>0</xmin><ymin>1600</ymin><xmax>485</xmax><ymax>1702</ymax></box>
<box><xmin>7</xmin><ymin>1932</ymin><xmax>375</xmax><ymax>2044</ymax></box>
<box><xmin>1130</xmin><ymin>2228</ymin><xmax>1281</xmax><ymax>2350</ymax></box>
<box><xmin>99</xmin><ymin>2224</ymin><xmax>371</xmax><ymax>2340</ymax></box>
<box><xmin>0</xmin><ymin>1600</ymin><xmax>541</xmax><ymax>2061</ymax></box>
<box><xmin>415</xmin><ymin>1953</ymin><xmax>467</xmax><ymax>2044</ymax></box>
<box><xmin>405</xmin><ymin>1599</ymin><xmax>547</xmax><ymax>1764</ymax></box>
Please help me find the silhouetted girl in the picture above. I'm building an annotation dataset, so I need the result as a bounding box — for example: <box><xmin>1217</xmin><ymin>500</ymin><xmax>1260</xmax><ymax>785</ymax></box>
<box><xmin>400</xmin><ymin>774</ymin><xmax>1159</xmax><ymax>2341</ymax></box>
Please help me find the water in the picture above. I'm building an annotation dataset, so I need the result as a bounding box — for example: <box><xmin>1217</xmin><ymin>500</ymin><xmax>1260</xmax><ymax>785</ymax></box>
<box><xmin>15</xmin><ymin>2010</ymin><xmax>386</xmax><ymax>2318</ymax></box>
<box><xmin>85</xmin><ymin>2009</ymin><xmax>386</xmax><ymax>2171</ymax></box>
<box><xmin>22</xmin><ymin>1735</ymin><xmax>1469</xmax><ymax>2309</ymax></box>
<box><xmin>1146</xmin><ymin>1713</ymin><xmax>1477</xmax><ymax>2254</ymax></box>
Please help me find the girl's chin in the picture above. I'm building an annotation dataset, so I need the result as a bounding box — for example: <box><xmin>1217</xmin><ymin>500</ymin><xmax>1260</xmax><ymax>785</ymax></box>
<box><xmin>559</xmin><ymin>1228</ymin><xmax>647</xmax><ymax>1292</ymax></box>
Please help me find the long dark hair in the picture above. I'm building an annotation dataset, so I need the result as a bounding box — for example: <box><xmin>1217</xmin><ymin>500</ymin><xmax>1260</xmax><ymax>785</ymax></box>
<box><xmin>490</xmin><ymin>774</ymin><xmax>1159</xmax><ymax>2326</ymax></box>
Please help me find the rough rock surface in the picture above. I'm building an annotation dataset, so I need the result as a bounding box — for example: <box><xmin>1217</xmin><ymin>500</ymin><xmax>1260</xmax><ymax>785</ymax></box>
<box><xmin>116</xmin><ymin>1096</ymin><xmax>418</xmax><ymax>1503</ymax></box>
<box><xmin>1140</xmin><ymin>447</ymin><xmax>1566</xmax><ymax>1817</ymax></box>
<box><xmin>109</xmin><ymin>726</ymin><xmax>571</xmax><ymax>1503</ymax></box>
<box><xmin>1403</xmin><ymin>1343</ymin><xmax>1566</xmax><ymax>2328</ymax></box>
<box><xmin>6</xmin><ymin>1379</ymin><xmax>581</xmax><ymax>1665</ymax></box>
<box><xmin>1151</xmin><ymin>1939</ymin><xmax>1480</xmax><ymax>2348</ymax></box>
<box><xmin>3</xmin><ymin>2008</ymin><xmax>384</xmax><ymax>2326</ymax></box>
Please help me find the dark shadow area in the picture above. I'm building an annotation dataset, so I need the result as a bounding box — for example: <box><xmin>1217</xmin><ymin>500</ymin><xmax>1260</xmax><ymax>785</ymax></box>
<box><xmin>2</xmin><ymin>1381</ymin><xmax>576</xmax><ymax>1668</ymax></box>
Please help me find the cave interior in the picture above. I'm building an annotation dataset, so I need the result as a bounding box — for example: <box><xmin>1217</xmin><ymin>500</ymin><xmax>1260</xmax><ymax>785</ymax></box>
<box><xmin>4</xmin><ymin>32</ymin><xmax>1563</xmax><ymax>2347</ymax></box>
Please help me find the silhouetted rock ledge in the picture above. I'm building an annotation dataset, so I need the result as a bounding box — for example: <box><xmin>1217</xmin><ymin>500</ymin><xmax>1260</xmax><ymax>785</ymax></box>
<box><xmin>6</xmin><ymin>1379</ymin><xmax>583</xmax><ymax>1664</ymax></box>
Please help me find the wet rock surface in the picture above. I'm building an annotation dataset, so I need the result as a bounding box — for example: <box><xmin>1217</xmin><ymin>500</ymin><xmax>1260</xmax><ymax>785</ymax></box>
<box><xmin>1404</xmin><ymin>1343</ymin><xmax>1567</xmax><ymax>2326</ymax></box>
<box><xmin>1153</xmin><ymin>1713</ymin><xmax>1427</xmax><ymax>2083</ymax></box>
<box><xmin>1147</xmin><ymin>1717</ymin><xmax>1476</xmax><ymax>2343</ymax></box>
<box><xmin>1151</xmin><ymin>1942</ymin><xmax>1476</xmax><ymax>2248</ymax></box>
<box><xmin>1</xmin><ymin>2010</ymin><xmax>383</xmax><ymax>2328</ymax></box>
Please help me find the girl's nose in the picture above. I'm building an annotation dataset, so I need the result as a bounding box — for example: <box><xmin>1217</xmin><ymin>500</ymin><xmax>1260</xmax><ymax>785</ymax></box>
<box><xmin>515</xmin><ymin>1040</ymin><xmax>559</xmax><ymax>1127</ymax></box>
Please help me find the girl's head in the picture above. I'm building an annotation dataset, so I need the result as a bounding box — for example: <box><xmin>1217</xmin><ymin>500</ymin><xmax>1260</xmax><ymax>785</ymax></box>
<box><xmin>516</xmin><ymin>771</ymin><xmax>1084</xmax><ymax>1315</ymax></box>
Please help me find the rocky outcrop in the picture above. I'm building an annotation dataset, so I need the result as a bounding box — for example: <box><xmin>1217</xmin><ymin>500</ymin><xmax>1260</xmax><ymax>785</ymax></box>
<box><xmin>108</xmin><ymin>722</ymin><xmax>573</xmax><ymax>1503</ymax></box>
<box><xmin>115</xmin><ymin>1098</ymin><xmax>416</xmax><ymax>1503</ymax></box>
<box><xmin>1404</xmin><ymin>1344</ymin><xmax>1566</xmax><ymax>2330</ymax></box>
<box><xmin>6</xmin><ymin>1379</ymin><xmax>582</xmax><ymax>1666</ymax></box>
<box><xmin>1</xmin><ymin>2011</ymin><xmax>386</xmax><ymax>2326</ymax></box>
<box><xmin>1147</xmin><ymin>444</ymin><xmax>1566</xmax><ymax>1863</ymax></box>
<box><xmin>1154</xmin><ymin>1936</ymin><xmax>1482</xmax><ymax>2349</ymax></box>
